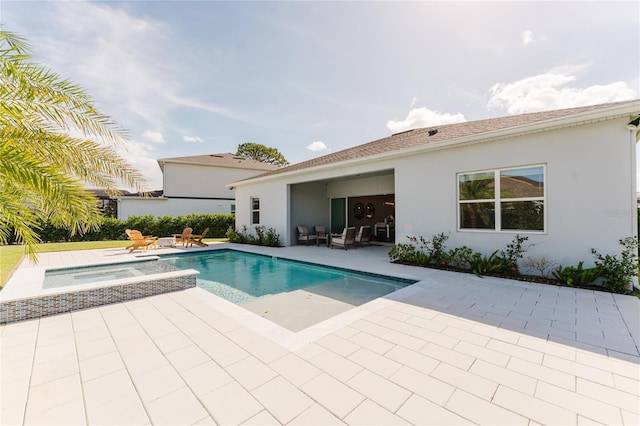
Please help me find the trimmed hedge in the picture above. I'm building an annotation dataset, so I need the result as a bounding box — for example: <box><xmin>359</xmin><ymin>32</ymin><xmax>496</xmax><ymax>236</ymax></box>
<box><xmin>5</xmin><ymin>214</ymin><xmax>235</xmax><ymax>243</ymax></box>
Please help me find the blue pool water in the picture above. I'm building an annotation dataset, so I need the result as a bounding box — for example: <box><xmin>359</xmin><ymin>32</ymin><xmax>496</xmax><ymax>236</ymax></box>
<box><xmin>160</xmin><ymin>249</ymin><xmax>416</xmax><ymax>305</ymax></box>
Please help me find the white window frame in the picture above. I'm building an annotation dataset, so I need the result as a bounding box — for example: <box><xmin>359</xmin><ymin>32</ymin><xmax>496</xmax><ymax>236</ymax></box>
<box><xmin>250</xmin><ymin>197</ymin><xmax>260</xmax><ymax>224</ymax></box>
<box><xmin>457</xmin><ymin>164</ymin><xmax>546</xmax><ymax>233</ymax></box>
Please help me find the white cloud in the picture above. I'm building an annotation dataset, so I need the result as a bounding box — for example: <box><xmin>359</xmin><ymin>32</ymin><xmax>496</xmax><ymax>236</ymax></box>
<box><xmin>487</xmin><ymin>68</ymin><xmax>637</xmax><ymax>114</ymax></box>
<box><xmin>522</xmin><ymin>30</ymin><xmax>533</xmax><ymax>46</ymax></box>
<box><xmin>307</xmin><ymin>141</ymin><xmax>328</xmax><ymax>152</ymax></box>
<box><xmin>142</xmin><ymin>130</ymin><xmax>165</xmax><ymax>143</ymax></box>
<box><xmin>183</xmin><ymin>135</ymin><xmax>203</xmax><ymax>143</ymax></box>
<box><xmin>386</xmin><ymin>108</ymin><xmax>467</xmax><ymax>133</ymax></box>
<box><xmin>37</xmin><ymin>2</ymin><xmax>177</xmax><ymax>130</ymax></box>
<box><xmin>35</xmin><ymin>2</ymin><xmax>242</xmax><ymax>132</ymax></box>
<box><xmin>114</xmin><ymin>141</ymin><xmax>163</xmax><ymax>191</ymax></box>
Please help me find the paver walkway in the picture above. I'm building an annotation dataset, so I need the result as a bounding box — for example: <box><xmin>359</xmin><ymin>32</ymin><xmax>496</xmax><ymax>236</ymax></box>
<box><xmin>1</xmin><ymin>244</ymin><xmax>639</xmax><ymax>425</ymax></box>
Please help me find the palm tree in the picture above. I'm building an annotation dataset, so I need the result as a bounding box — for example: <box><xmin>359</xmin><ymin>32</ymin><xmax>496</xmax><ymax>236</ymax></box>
<box><xmin>0</xmin><ymin>28</ymin><xmax>145</xmax><ymax>261</ymax></box>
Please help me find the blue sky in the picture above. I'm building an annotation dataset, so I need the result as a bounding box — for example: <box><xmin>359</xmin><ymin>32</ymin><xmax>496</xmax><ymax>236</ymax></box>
<box><xmin>3</xmin><ymin>1</ymin><xmax>639</xmax><ymax>190</ymax></box>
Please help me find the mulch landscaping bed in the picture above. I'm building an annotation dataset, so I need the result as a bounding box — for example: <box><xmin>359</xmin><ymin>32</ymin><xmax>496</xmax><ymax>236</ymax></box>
<box><xmin>392</xmin><ymin>260</ymin><xmax>634</xmax><ymax>295</ymax></box>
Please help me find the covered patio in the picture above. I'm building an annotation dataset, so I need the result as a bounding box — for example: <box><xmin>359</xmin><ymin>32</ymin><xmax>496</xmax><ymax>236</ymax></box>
<box><xmin>289</xmin><ymin>169</ymin><xmax>396</xmax><ymax>246</ymax></box>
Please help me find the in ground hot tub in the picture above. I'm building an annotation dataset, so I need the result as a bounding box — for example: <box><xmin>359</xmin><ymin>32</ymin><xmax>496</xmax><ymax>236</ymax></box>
<box><xmin>0</xmin><ymin>257</ymin><xmax>198</xmax><ymax>324</ymax></box>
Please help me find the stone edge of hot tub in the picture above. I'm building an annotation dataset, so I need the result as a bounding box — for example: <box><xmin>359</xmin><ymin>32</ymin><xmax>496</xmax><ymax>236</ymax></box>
<box><xmin>0</xmin><ymin>269</ymin><xmax>199</xmax><ymax>324</ymax></box>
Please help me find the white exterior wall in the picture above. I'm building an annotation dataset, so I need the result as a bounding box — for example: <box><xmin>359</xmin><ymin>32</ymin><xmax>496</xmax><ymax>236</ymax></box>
<box><xmin>234</xmin><ymin>117</ymin><xmax>636</xmax><ymax>268</ymax></box>
<box><xmin>234</xmin><ymin>181</ymin><xmax>291</xmax><ymax>243</ymax></box>
<box><xmin>118</xmin><ymin>198</ymin><xmax>234</xmax><ymax>220</ymax></box>
<box><xmin>162</xmin><ymin>162</ymin><xmax>265</xmax><ymax>198</ymax></box>
<box><xmin>394</xmin><ymin>118</ymin><xmax>635</xmax><ymax>268</ymax></box>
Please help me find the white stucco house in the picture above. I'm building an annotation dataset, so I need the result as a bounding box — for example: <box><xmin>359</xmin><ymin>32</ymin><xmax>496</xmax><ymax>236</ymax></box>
<box><xmin>117</xmin><ymin>153</ymin><xmax>278</xmax><ymax>219</ymax></box>
<box><xmin>230</xmin><ymin>100</ymin><xmax>640</xmax><ymax>270</ymax></box>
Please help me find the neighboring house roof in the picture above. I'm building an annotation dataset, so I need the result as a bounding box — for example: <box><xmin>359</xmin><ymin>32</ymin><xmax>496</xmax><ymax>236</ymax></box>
<box><xmin>88</xmin><ymin>189</ymin><xmax>133</xmax><ymax>199</ymax></box>
<box><xmin>89</xmin><ymin>189</ymin><xmax>164</xmax><ymax>199</ymax></box>
<box><xmin>157</xmin><ymin>153</ymin><xmax>280</xmax><ymax>171</ymax></box>
<box><xmin>233</xmin><ymin>99</ymin><xmax>640</xmax><ymax>186</ymax></box>
<box><xmin>120</xmin><ymin>190</ymin><xmax>164</xmax><ymax>198</ymax></box>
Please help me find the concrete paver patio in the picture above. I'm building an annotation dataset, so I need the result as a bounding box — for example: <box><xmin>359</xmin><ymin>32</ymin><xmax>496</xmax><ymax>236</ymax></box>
<box><xmin>1</xmin><ymin>243</ymin><xmax>639</xmax><ymax>425</ymax></box>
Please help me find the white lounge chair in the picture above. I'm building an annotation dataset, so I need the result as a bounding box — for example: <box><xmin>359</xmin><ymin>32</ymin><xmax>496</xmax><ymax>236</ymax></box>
<box><xmin>355</xmin><ymin>225</ymin><xmax>371</xmax><ymax>247</ymax></box>
<box><xmin>297</xmin><ymin>225</ymin><xmax>317</xmax><ymax>245</ymax></box>
<box><xmin>330</xmin><ymin>227</ymin><xmax>356</xmax><ymax>250</ymax></box>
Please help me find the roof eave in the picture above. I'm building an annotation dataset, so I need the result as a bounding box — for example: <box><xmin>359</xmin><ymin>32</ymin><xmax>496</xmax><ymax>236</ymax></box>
<box><xmin>157</xmin><ymin>158</ymin><xmax>277</xmax><ymax>171</ymax></box>
<box><xmin>229</xmin><ymin>100</ymin><xmax>640</xmax><ymax>188</ymax></box>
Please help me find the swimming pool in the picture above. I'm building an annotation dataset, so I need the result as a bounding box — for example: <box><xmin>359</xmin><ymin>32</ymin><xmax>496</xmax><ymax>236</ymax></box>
<box><xmin>16</xmin><ymin>248</ymin><xmax>416</xmax><ymax>331</ymax></box>
<box><xmin>161</xmin><ymin>250</ymin><xmax>414</xmax><ymax>303</ymax></box>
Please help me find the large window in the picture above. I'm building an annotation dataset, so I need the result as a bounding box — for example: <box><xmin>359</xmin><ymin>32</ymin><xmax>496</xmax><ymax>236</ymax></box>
<box><xmin>251</xmin><ymin>197</ymin><xmax>260</xmax><ymax>224</ymax></box>
<box><xmin>458</xmin><ymin>165</ymin><xmax>545</xmax><ymax>232</ymax></box>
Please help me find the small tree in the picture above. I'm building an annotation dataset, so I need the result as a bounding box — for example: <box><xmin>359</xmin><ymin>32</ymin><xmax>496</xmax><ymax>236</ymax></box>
<box><xmin>236</xmin><ymin>142</ymin><xmax>289</xmax><ymax>167</ymax></box>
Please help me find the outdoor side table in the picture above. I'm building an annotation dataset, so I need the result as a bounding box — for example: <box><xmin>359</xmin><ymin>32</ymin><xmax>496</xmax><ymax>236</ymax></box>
<box><xmin>157</xmin><ymin>237</ymin><xmax>176</xmax><ymax>248</ymax></box>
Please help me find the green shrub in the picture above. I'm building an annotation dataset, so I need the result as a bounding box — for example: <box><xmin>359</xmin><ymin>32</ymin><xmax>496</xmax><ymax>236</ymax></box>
<box><xmin>468</xmin><ymin>250</ymin><xmax>505</xmax><ymax>277</ymax></box>
<box><xmin>264</xmin><ymin>227</ymin><xmax>281</xmax><ymax>247</ymax></box>
<box><xmin>552</xmin><ymin>262</ymin><xmax>602</xmax><ymax>286</ymax></box>
<box><xmin>447</xmin><ymin>246</ymin><xmax>473</xmax><ymax>270</ymax></box>
<box><xmin>255</xmin><ymin>225</ymin><xmax>266</xmax><ymax>244</ymax></box>
<box><xmin>591</xmin><ymin>237</ymin><xmax>639</xmax><ymax>293</ymax></box>
<box><xmin>226</xmin><ymin>226</ymin><xmax>239</xmax><ymax>242</ymax></box>
<box><xmin>226</xmin><ymin>225</ymin><xmax>281</xmax><ymax>247</ymax></box>
<box><xmin>388</xmin><ymin>243</ymin><xmax>430</xmax><ymax>265</ymax></box>
<box><xmin>5</xmin><ymin>213</ymin><xmax>234</xmax><ymax>243</ymax></box>
<box><xmin>500</xmin><ymin>234</ymin><xmax>529</xmax><ymax>275</ymax></box>
<box><xmin>155</xmin><ymin>215</ymin><xmax>180</xmax><ymax>238</ymax></box>
<box><xmin>125</xmin><ymin>215</ymin><xmax>155</xmax><ymax>236</ymax></box>
<box><xmin>408</xmin><ymin>232</ymin><xmax>449</xmax><ymax>265</ymax></box>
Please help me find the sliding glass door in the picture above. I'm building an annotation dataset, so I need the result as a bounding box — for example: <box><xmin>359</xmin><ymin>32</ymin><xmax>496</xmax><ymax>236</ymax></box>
<box><xmin>330</xmin><ymin>198</ymin><xmax>346</xmax><ymax>234</ymax></box>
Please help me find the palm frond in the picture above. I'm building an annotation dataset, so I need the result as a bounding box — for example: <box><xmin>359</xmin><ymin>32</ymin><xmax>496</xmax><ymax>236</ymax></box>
<box><xmin>0</xmin><ymin>27</ymin><xmax>147</xmax><ymax>260</ymax></box>
<box><xmin>0</xmin><ymin>30</ymin><xmax>128</xmax><ymax>145</ymax></box>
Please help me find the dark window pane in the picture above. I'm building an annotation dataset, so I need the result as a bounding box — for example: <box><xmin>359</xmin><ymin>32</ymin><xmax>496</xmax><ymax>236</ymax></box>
<box><xmin>500</xmin><ymin>167</ymin><xmax>544</xmax><ymax>198</ymax></box>
<box><xmin>501</xmin><ymin>201</ymin><xmax>544</xmax><ymax>231</ymax></box>
<box><xmin>459</xmin><ymin>173</ymin><xmax>495</xmax><ymax>200</ymax></box>
<box><xmin>460</xmin><ymin>202</ymin><xmax>495</xmax><ymax>229</ymax></box>
<box><xmin>252</xmin><ymin>198</ymin><xmax>260</xmax><ymax>210</ymax></box>
<box><xmin>252</xmin><ymin>211</ymin><xmax>260</xmax><ymax>224</ymax></box>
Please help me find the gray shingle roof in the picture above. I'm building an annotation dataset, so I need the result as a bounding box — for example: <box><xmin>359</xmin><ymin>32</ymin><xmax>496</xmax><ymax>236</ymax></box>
<box><xmin>157</xmin><ymin>153</ymin><xmax>279</xmax><ymax>171</ymax></box>
<box><xmin>244</xmin><ymin>100</ymin><xmax>639</xmax><ymax>182</ymax></box>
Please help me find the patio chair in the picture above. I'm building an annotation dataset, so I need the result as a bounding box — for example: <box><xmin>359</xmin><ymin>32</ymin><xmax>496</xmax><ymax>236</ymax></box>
<box><xmin>355</xmin><ymin>225</ymin><xmax>372</xmax><ymax>247</ymax></box>
<box><xmin>297</xmin><ymin>225</ymin><xmax>317</xmax><ymax>245</ymax></box>
<box><xmin>125</xmin><ymin>229</ymin><xmax>135</xmax><ymax>250</ymax></box>
<box><xmin>314</xmin><ymin>225</ymin><xmax>329</xmax><ymax>247</ymax></box>
<box><xmin>330</xmin><ymin>227</ymin><xmax>357</xmax><ymax>250</ymax></box>
<box><xmin>173</xmin><ymin>227</ymin><xmax>193</xmax><ymax>247</ymax></box>
<box><xmin>125</xmin><ymin>229</ymin><xmax>155</xmax><ymax>250</ymax></box>
<box><xmin>125</xmin><ymin>229</ymin><xmax>157</xmax><ymax>246</ymax></box>
<box><xmin>187</xmin><ymin>227</ymin><xmax>209</xmax><ymax>247</ymax></box>
<box><xmin>127</xmin><ymin>230</ymin><xmax>158</xmax><ymax>253</ymax></box>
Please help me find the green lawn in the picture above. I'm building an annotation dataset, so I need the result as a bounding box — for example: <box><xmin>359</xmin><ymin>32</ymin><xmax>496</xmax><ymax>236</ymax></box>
<box><xmin>0</xmin><ymin>238</ymin><xmax>226</xmax><ymax>289</ymax></box>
